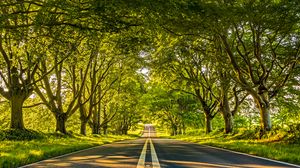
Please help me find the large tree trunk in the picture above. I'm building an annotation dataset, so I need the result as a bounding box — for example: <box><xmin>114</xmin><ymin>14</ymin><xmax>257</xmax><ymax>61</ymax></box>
<box><xmin>79</xmin><ymin>104</ymin><xmax>90</xmax><ymax>136</ymax></box>
<box><xmin>92</xmin><ymin>122</ymin><xmax>100</xmax><ymax>134</ymax></box>
<box><xmin>259</xmin><ymin>105</ymin><xmax>271</xmax><ymax>131</ymax></box>
<box><xmin>55</xmin><ymin>113</ymin><xmax>68</xmax><ymax>134</ymax></box>
<box><xmin>255</xmin><ymin>98</ymin><xmax>271</xmax><ymax>137</ymax></box>
<box><xmin>123</xmin><ymin>128</ymin><xmax>128</xmax><ymax>135</ymax></box>
<box><xmin>204</xmin><ymin>114</ymin><xmax>213</xmax><ymax>134</ymax></box>
<box><xmin>91</xmin><ymin>109</ymin><xmax>100</xmax><ymax>134</ymax></box>
<box><xmin>220</xmin><ymin>89</ymin><xmax>234</xmax><ymax>134</ymax></box>
<box><xmin>171</xmin><ymin>124</ymin><xmax>177</xmax><ymax>136</ymax></box>
<box><xmin>103</xmin><ymin>124</ymin><xmax>108</xmax><ymax>135</ymax></box>
<box><xmin>181</xmin><ymin>123</ymin><xmax>186</xmax><ymax>135</ymax></box>
<box><xmin>92</xmin><ymin>99</ymin><xmax>101</xmax><ymax>134</ymax></box>
<box><xmin>222</xmin><ymin>112</ymin><xmax>233</xmax><ymax>134</ymax></box>
<box><xmin>10</xmin><ymin>95</ymin><xmax>25</xmax><ymax>129</ymax></box>
<box><xmin>80</xmin><ymin>120</ymin><xmax>88</xmax><ymax>136</ymax></box>
<box><xmin>92</xmin><ymin>125</ymin><xmax>98</xmax><ymax>134</ymax></box>
<box><xmin>253</xmin><ymin>89</ymin><xmax>271</xmax><ymax>137</ymax></box>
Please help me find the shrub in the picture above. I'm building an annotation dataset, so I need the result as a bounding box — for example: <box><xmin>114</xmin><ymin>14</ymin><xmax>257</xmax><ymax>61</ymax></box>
<box><xmin>230</xmin><ymin>128</ymin><xmax>258</xmax><ymax>140</ymax></box>
<box><xmin>0</xmin><ymin>129</ymin><xmax>44</xmax><ymax>141</ymax></box>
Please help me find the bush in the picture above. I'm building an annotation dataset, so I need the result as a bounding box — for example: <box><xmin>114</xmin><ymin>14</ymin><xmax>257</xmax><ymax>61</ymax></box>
<box><xmin>0</xmin><ymin>129</ymin><xmax>44</xmax><ymax>141</ymax></box>
<box><xmin>230</xmin><ymin>128</ymin><xmax>258</xmax><ymax>140</ymax></box>
<box><xmin>185</xmin><ymin>129</ymin><xmax>206</xmax><ymax>136</ymax></box>
<box><xmin>210</xmin><ymin>128</ymin><xmax>224</xmax><ymax>136</ymax></box>
<box><xmin>286</xmin><ymin>123</ymin><xmax>300</xmax><ymax>143</ymax></box>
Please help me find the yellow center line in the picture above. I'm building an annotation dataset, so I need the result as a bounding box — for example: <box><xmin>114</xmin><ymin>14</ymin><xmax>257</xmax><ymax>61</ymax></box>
<box><xmin>150</xmin><ymin>138</ymin><xmax>161</xmax><ymax>168</ymax></box>
<box><xmin>137</xmin><ymin>138</ymin><xmax>149</xmax><ymax>168</ymax></box>
<box><xmin>137</xmin><ymin>126</ymin><xmax>160</xmax><ymax>168</ymax></box>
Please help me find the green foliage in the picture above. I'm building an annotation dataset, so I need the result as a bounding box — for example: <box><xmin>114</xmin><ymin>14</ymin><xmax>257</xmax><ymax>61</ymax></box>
<box><xmin>0</xmin><ymin>0</ymin><xmax>300</xmax><ymax>160</ymax></box>
<box><xmin>142</xmin><ymin>81</ymin><xmax>202</xmax><ymax>135</ymax></box>
<box><xmin>109</xmin><ymin>73</ymin><xmax>145</xmax><ymax>135</ymax></box>
<box><xmin>229</xmin><ymin>128</ymin><xmax>259</xmax><ymax>140</ymax></box>
<box><xmin>285</xmin><ymin>123</ymin><xmax>300</xmax><ymax>143</ymax></box>
<box><xmin>0</xmin><ymin>102</ymin><xmax>9</xmax><ymax>129</ymax></box>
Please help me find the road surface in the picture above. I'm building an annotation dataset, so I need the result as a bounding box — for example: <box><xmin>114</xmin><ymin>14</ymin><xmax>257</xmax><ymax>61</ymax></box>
<box><xmin>21</xmin><ymin>124</ymin><xmax>300</xmax><ymax>168</ymax></box>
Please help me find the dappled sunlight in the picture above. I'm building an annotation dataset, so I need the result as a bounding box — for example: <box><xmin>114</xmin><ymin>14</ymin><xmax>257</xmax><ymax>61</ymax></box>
<box><xmin>31</xmin><ymin>162</ymin><xmax>72</xmax><ymax>167</ymax></box>
<box><xmin>105</xmin><ymin>155</ymin><xmax>132</xmax><ymax>159</ymax></box>
<box><xmin>69</xmin><ymin>155</ymin><xmax>102</xmax><ymax>161</ymax></box>
<box><xmin>25</xmin><ymin>141</ymin><xmax>142</xmax><ymax>168</ymax></box>
<box><xmin>0</xmin><ymin>152</ymin><xmax>10</xmax><ymax>157</ymax></box>
<box><xmin>29</xmin><ymin>150</ymin><xmax>43</xmax><ymax>157</ymax></box>
<box><xmin>32</xmin><ymin>154</ymin><xmax>138</xmax><ymax>167</ymax></box>
<box><xmin>51</xmin><ymin>163</ymin><xmax>73</xmax><ymax>167</ymax></box>
<box><xmin>1</xmin><ymin>0</ymin><xmax>300</xmax><ymax>167</ymax></box>
<box><xmin>16</xmin><ymin>153</ymin><xmax>27</xmax><ymax>160</ymax></box>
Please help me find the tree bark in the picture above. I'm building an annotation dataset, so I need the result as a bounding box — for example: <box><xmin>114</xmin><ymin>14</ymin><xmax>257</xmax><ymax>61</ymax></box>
<box><xmin>123</xmin><ymin>128</ymin><xmax>128</xmax><ymax>135</ymax></box>
<box><xmin>195</xmin><ymin>89</ymin><xmax>217</xmax><ymax>134</ymax></box>
<box><xmin>92</xmin><ymin>89</ymin><xmax>101</xmax><ymax>134</ymax></box>
<box><xmin>92</xmin><ymin>121</ymin><xmax>100</xmax><ymax>134</ymax></box>
<box><xmin>255</xmin><ymin>97</ymin><xmax>271</xmax><ymax>137</ymax></box>
<box><xmin>55</xmin><ymin>113</ymin><xmax>67</xmax><ymax>134</ymax></box>
<box><xmin>92</xmin><ymin>125</ymin><xmax>98</xmax><ymax>134</ymax></box>
<box><xmin>205</xmin><ymin>114</ymin><xmax>213</xmax><ymax>134</ymax></box>
<box><xmin>10</xmin><ymin>95</ymin><xmax>25</xmax><ymax>129</ymax></box>
<box><xmin>103</xmin><ymin>124</ymin><xmax>108</xmax><ymax>135</ymax></box>
<box><xmin>220</xmin><ymin>87</ymin><xmax>234</xmax><ymax>134</ymax></box>
<box><xmin>80</xmin><ymin>120</ymin><xmax>88</xmax><ymax>135</ymax></box>
<box><xmin>181</xmin><ymin>123</ymin><xmax>186</xmax><ymax>135</ymax></box>
<box><xmin>260</xmin><ymin>105</ymin><xmax>271</xmax><ymax>130</ymax></box>
<box><xmin>171</xmin><ymin>124</ymin><xmax>177</xmax><ymax>136</ymax></box>
<box><xmin>251</xmin><ymin>87</ymin><xmax>272</xmax><ymax>137</ymax></box>
<box><xmin>92</xmin><ymin>104</ymin><xmax>100</xmax><ymax>134</ymax></box>
<box><xmin>222</xmin><ymin>112</ymin><xmax>233</xmax><ymax>134</ymax></box>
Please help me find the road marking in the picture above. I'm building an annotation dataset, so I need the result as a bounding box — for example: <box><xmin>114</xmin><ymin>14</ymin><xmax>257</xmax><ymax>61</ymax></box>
<box><xmin>149</xmin><ymin>138</ymin><xmax>161</xmax><ymax>168</ymax></box>
<box><xmin>148</xmin><ymin>127</ymin><xmax>150</xmax><ymax>137</ymax></box>
<box><xmin>137</xmin><ymin>138</ymin><xmax>149</xmax><ymax>168</ymax></box>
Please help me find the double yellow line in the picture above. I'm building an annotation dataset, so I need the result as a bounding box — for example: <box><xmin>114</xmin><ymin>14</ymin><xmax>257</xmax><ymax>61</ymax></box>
<box><xmin>137</xmin><ymin>138</ymin><xmax>161</xmax><ymax>168</ymax></box>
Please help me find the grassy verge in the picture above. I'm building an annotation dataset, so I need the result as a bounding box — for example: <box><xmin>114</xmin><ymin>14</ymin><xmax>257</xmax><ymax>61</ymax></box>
<box><xmin>0</xmin><ymin>131</ymin><xmax>138</xmax><ymax>168</ymax></box>
<box><xmin>170</xmin><ymin>132</ymin><xmax>300</xmax><ymax>165</ymax></box>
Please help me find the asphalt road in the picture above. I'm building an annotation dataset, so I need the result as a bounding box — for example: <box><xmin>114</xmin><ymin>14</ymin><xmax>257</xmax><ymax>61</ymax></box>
<box><xmin>21</xmin><ymin>125</ymin><xmax>300</xmax><ymax>168</ymax></box>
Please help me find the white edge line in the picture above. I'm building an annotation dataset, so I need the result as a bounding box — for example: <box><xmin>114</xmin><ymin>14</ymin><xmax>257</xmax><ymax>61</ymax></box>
<box><xmin>19</xmin><ymin>140</ymin><xmax>126</xmax><ymax>168</ymax></box>
<box><xmin>199</xmin><ymin>144</ymin><xmax>300</xmax><ymax>168</ymax></box>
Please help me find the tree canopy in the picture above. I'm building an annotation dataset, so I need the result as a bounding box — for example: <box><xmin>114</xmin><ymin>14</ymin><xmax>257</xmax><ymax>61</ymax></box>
<box><xmin>0</xmin><ymin>0</ymin><xmax>300</xmax><ymax>137</ymax></box>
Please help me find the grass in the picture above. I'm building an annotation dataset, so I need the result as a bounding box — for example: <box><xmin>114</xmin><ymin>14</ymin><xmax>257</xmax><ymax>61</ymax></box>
<box><xmin>169</xmin><ymin>130</ymin><xmax>300</xmax><ymax>165</ymax></box>
<box><xmin>0</xmin><ymin>131</ymin><xmax>138</xmax><ymax>168</ymax></box>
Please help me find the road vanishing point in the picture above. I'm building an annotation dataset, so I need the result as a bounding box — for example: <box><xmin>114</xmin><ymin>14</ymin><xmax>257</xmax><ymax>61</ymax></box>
<box><xmin>21</xmin><ymin>124</ymin><xmax>300</xmax><ymax>168</ymax></box>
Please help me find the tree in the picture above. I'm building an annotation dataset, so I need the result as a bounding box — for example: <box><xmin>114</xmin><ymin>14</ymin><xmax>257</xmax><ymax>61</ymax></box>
<box><xmin>150</xmin><ymin>36</ymin><xmax>220</xmax><ymax>133</ymax></box>
<box><xmin>216</xmin><ymin>1</ymin><xmax>300</xmax><ymax>135</ymax></box>
<box><xmin>34</xmin><ymin>34</ymin><xmax>92</xmax><ymax>134</ymax></box>
<box><xmin>149</xmin><ymin>0</ymin><xmax>300</xmax><ymax>135</ymax></box>
<box><xmin>78</xmin><ymin>37</ymin><xmax>119</xmax><ymax>135</ymax></box>
<box><xmin>0</xmin><ymin>0</ymin><xmax>47</xmax><ymax>129</ymax></box>
<box><xmin>88</xmin><ymin>56</ymin><xmax>120</xmax><ymax>135</ymax></box>
<box><xmin>110</xmin><ymin>73</ymin><xmax>145</xmax><ymax>135</ymax></box>
<box><xmin>145</xmin><ymin>82</ymin><xmax>199</xmax><ymax>135</ymax></box>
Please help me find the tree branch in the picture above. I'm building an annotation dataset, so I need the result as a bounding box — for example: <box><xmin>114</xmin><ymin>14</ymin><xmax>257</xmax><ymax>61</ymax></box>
<box><xmin>23</xmin><ymin>102</ymin><xmax>45</xmax><ymax>108</ymax></box>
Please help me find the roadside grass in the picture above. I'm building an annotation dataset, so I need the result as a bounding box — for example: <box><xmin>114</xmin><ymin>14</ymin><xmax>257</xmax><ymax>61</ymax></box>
<box><xmin>0</xmin><ymin>131</ymin><xmax>138</xmax><ymax>168</ymax></box>
<box><xmin>170</xmin><ymin>130</ymin><xmax>300</xmax><ymax>165</ymax></box>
